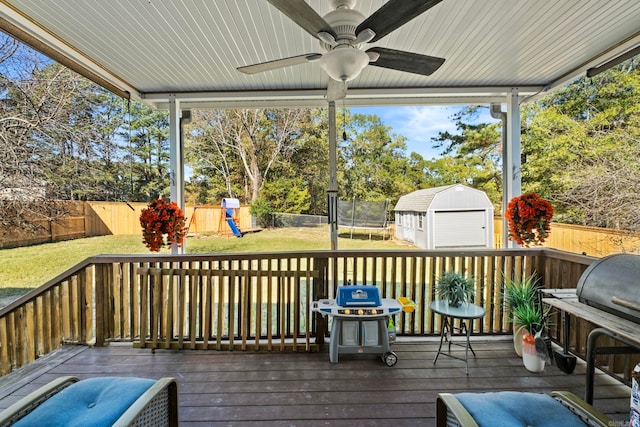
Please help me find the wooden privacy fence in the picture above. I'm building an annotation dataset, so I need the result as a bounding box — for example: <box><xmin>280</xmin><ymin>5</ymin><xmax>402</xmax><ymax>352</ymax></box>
<box><xmin>86</xmin><ymin>201</ymin><xmax>253</xmax><ymax>236</ymax></box>
<box><xmin>0</xmin><ymin>201</ymin><xmax>253</xmax><ymax>248</ymax></box>
<box><xmin>0</xmin><ymin>249</ymin><xmax>636</xmax><ymax>386</ymax></box>
<box><xmin>4</xmin><ymin>199</ymin><xmax>640</xmax><ymax>256</ymax></box>
<box><xmin>0</xmin><ymin>200</ymin><xmax>87</xmax><ymax>248</ymax></box>
<box><xmin>494</xmin><ymin>218</ymin><xmax>640</xmax><ymax>257</ymax></box>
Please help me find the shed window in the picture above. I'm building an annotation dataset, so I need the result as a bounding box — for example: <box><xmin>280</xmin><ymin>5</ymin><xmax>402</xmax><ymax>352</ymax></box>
<box><xmin>417</xmin><ymin>213</ymin><xmax>424</xmax><ymax>230</ymax></box>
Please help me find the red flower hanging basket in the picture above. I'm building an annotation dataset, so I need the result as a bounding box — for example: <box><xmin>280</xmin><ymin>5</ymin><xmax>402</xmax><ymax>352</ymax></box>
<box><xmin>505</xmin><ymin>193</ymin><xmax>553</xmax><ymax>247</ymax></box>
<box><xmin>140</xmin><ymin>198</ymin><xmax>188</xmax><ymax>252</ymax></box>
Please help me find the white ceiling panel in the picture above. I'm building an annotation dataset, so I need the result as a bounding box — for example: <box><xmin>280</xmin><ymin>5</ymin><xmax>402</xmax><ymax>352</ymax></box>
<box><xmin>0</xmin><ymin>0</ymin><xmax>638</xmax><ymax>108</ymax></box>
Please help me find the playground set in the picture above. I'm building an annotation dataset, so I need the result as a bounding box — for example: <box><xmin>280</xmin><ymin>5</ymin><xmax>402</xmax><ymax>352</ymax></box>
<box><xmin>187</xmin><ymin>198</ymin><xmax>243</xmax><ymax>238</ymax></box>
<box><xmin>219</xmin><ymin>198</ymin><xmax>242</xmax><ymax>237</ymax></box>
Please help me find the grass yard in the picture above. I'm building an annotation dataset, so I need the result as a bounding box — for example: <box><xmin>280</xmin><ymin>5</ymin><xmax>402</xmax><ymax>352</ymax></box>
<box><xmin>0</xmin><ymin>227</ymin><xmax>411</xmax><ymax>299</ymax></box>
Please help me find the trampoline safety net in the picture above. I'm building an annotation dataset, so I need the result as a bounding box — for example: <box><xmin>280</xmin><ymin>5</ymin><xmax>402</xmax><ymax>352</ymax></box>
<box><xmin>337</xmin><ymin>199</ymin><xmax>388</xmax><ymax>229</ymax></box>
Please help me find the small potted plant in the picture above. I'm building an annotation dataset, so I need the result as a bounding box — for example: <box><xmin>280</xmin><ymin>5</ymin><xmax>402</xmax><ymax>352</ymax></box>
<box><xmin>436</xmin><ymin>272</ymin><xmax>475</xmax><ymax>307</ymax></box>
<box><xmin>511</xmin><ymin>300</ymin><xmax>546</xmax><ymax>373</ymax></box>
<box><xmin>510</xmin><ymin>303</ymin><xmax>543</xmax><ymax>339</ymax></box>
<box><xmin>504</xmin><ymin>273</ymin><xmax>540</xmax><ymax>356</ymax></box>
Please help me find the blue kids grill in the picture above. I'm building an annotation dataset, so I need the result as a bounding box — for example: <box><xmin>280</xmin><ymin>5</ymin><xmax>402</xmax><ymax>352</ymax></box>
<box><xmin>312</xmin><ymin>285</ymin><xmax>403</xmax><ymax>366</ymax></box>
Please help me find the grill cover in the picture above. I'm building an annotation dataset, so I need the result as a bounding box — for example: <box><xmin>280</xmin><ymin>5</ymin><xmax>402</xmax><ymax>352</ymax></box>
<box><xmin>576</xmin><ymin>253</ymin><xmax>640</xmax><ymax>324</ymax></box>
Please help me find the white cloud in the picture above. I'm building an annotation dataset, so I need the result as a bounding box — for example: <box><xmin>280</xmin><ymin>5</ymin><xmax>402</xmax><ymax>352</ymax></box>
<box><xmin>351</xmin><ymin>105</ymin><xmax>500</xmax><ymax>159</ymax></box>
<box><xmin>352</xmin><ymin>106</ymin><xmax>463</xmax><ymax>159</ymax></box>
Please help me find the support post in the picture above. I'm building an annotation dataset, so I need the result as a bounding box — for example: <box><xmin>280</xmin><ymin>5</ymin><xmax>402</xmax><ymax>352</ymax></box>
<box><xmin>328</xmin><ymin>101</ymin><xmax>338</xmax><ymax>251</ymax></box>
<box><xmin>503</xmin><ymin>89</ymin><xmax>522</xmax><ymax>248</ymax></box>
<box><xmin>168</xmin><ymin>95</ymin><xmax>185</xmax><ymax>254</ymax></box>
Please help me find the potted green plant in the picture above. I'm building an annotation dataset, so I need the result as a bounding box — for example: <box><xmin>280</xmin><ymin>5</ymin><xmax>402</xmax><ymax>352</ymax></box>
<box><xmin>510</xmin><ymin>303</ymin><xmax>543</xmax><ymax>337</ymax></box>
<box><xmin>511</xmin><ymin>303</ymin><xmax>546</xmax><ymax>372</ymax></box>
<box><xmin>436</xmin><ymin>272</ymin><xmax>475</xmax><ymax>307</ymax></box>
<box><xmin>504</xmin><ymin>274</ymin><xmax>540</xmax><ymax>356</ymax></box>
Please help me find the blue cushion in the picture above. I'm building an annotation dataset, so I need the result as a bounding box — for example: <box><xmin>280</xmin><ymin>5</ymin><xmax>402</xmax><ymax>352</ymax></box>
<box><xmin>455</xmin><ymin>391</ymin><xmax>586</xmax><ymax>427</ymax></box>
<box><xmin>14</xmin><ymin>377</ymin><xmax>155</xmax><ymax>427</ymax></box>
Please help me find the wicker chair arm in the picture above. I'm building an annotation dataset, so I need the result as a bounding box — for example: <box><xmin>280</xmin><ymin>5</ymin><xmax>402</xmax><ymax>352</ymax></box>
<box><xmin>0</xmin><ymin>376</ymin><xmax>79</xmax><ymax>426</ymax></box>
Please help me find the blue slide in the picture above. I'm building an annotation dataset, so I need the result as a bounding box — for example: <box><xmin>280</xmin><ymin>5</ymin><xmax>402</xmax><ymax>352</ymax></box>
<box><xmin>226</xmin><ymin>219</ymin><xmax>242</xmax><ymax>237</ymax></box>
<box><xmin>225</xmin><ymin>208</ymin><xmax>242</xmax><ymax>237</ymax></box>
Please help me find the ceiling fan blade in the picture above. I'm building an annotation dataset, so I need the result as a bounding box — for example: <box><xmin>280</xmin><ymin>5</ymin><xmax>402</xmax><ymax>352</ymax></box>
<box><xmin>325</xmin><ymin>79</ymin><xmax>348</xmax><ymax>102</ymax></box>
<box><xmin>267</xmin><ymin>0</ymin><xmax>336</xmax><ymax>40</ymax></box>
<box><xmin>356</xmin><ymin>0</ymin><xmax>442</xmax><ymax>43</ymax></box>
<box><xmin>366</xmin><ymin>47</ymin><xmax>445</xmax><ymax>76</ymax></box>
<box><xmin>238</xmin><ymin>53</ymin><xmax>322</xmax><ymax>75</ymax></box>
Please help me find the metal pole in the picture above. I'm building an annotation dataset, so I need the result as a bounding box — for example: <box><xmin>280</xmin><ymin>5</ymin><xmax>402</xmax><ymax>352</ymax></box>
<box><xmin>328</xmin><ymin>101</ymin><xmax>338</xmax><ymax>250</ymax></box>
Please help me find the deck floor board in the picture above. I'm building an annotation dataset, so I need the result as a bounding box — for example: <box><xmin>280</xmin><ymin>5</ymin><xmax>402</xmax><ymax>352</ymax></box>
<box><xmin>0</xmin><ymin>339</ymin><xmax>631</xmax><ymax>425</ymax></box>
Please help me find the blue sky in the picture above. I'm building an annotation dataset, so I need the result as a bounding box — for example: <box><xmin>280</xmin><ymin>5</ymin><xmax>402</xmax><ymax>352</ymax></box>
<box><xmin>351</xmin><ymin>105</ymin><xmax>499</xmax><ymax>159</ymax></box>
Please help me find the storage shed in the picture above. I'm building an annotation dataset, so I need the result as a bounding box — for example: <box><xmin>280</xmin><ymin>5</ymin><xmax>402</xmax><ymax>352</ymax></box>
<box><xmin>394</xmin><ymin>184</ymin><xmax>494</xmax><ymax>249</ymax></box>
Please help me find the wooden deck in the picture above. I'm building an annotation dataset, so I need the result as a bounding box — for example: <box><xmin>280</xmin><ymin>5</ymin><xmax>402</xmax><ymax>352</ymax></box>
<box><xmin>0</xmin><ymin>338</ymin><xmax>631</xmax><ymax>426</ymax></box>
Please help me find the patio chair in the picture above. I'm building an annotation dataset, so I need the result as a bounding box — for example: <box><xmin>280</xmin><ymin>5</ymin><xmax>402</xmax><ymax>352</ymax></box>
<box><xmin>436</xmin><ymin>390</ymin><xmax>611</xmax><ymax>427</ymax></box>
<box><xmin>0</xmin><ymin>376</ymin><xmax>178</xmax><ymax>426</ymax></box>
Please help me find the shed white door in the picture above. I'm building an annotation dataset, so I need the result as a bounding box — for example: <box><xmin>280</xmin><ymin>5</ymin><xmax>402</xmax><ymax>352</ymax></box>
<box><xmin>434</xmin><ymin>210</ymin><xmax>487</xmax><ymax>248</ymax></box>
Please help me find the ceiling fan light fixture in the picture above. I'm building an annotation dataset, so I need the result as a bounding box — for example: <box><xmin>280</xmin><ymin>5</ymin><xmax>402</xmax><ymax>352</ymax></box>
<box><xmin>319</xmin><ymin>46</ymin><xmax>369</xmax><ymax>82</ymax></box>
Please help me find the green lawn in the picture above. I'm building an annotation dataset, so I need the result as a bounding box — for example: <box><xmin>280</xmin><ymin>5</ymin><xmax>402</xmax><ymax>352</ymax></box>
<box><xmin>0</xmin><ymin>227</ymin><xmax>410</xmax><ymax>293</ymax></box>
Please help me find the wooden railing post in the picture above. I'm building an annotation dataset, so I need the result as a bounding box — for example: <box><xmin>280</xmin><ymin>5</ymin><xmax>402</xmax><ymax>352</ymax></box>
<box><xmin>94</xmin><ymin>264</ymin><xmax>109</xmax><ymax>347</ymax></box>
<box><xmin>313</xmin><ymin>256</ymin><xmax>329</xmax><ymax>346</ymax></box>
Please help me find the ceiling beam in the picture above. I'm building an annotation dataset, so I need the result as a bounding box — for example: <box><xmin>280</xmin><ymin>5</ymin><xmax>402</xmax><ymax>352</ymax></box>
<box><xmin>141</xmin><ymin>85</ymin><xmax>546</xmax><ymax>110</ymax></box>
<box><xmin>0</xmin><ymin>3</ymin><xmax>139</xmax><ymax>100</ymax></box>
<box><xmin>545</xmin><ymin>31</ymin><xmax>640</xmax><ymax>91</ymax></box>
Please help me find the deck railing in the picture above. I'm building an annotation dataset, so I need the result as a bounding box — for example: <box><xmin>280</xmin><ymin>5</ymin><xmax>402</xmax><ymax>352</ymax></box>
<box><xmin>0</xmin><ymin>249</ymin><xmax>605</xmax><ymax>377</ymax></box>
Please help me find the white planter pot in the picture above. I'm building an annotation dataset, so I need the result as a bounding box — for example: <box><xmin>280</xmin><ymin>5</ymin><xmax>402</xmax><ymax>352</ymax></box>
<box><xmin>522</xmin><ymin>334</ymin><xmax>545</xmax><ymax>373</ymax></box>
<box><xmin>513</xmin><ymin>324</ymin><xmax>526</xmax><ymax>357</ymax></box>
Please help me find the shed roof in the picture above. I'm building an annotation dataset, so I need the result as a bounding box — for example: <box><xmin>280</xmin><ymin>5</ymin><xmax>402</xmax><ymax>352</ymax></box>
<box><xmin>394</xmin><ymin>184</ymin><xmax>492</xmax><ymax>212</ymax></box>
<box><xmin>1</xmin><ymin>1</ymin><xmax>639</xmax><ymax>109</ymax></box>
<box><xmin>394</xmin><ymin>184</ymin><xmax>456</xmax><ymax>211</ymax></box>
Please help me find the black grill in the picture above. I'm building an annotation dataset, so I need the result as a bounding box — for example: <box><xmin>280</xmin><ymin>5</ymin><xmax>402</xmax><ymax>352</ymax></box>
<box><xmin>576</xmin><ymin>253</ymin><xmax>640</xmax><ymax>324</ymax></box>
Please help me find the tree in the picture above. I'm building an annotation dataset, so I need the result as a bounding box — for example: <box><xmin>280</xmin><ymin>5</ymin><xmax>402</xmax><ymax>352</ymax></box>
<box><xmin>339</xmin><ymin>112</ymin><xmax>414</xmax><ymax>203</ymax></box>
<box><xmin>428</xmin><ymin>107</ymin><xmax>502</xmax><ymax>205</ymax></box>
<box><xmin>401</xmin><ymin>152</ymin><xmax>434</xmax><ymax>191</ymax></box>
<box><xmin>256</xmin><ymin>177</ymin><xmax>311</xmax><ymax>214</ymax></box>
<box><xmin>124</xmin><ymin>101</ymin><xmax>170</xmax><ymax>201</ymax></box>
<box><xmin>521</xmin><ymin>62</ymin><xmax>640</xmax><ymax>228</ymax></box>
<box><xmin>0</xmin><ymin>37</ymin><xmax>104</xmax><ymax>233</ymax></box>
<box><xmin>286</xmin><ymin>109</ymin><xmax>330</xmax><ymax>215</ymax></box>
<box><xmin>186</xmin><ymin>108</ymin><xmax>311</xmax><ymax>204</ymax></box>
<box><xmin>186</xmin><ymin>109</ymin><xmax>246</xmax><ymax>204</ymax></box>
<box><xmin>0</xmin><ymin>34</ymin><xmax>134</xmax><ymax>205</ymax></box>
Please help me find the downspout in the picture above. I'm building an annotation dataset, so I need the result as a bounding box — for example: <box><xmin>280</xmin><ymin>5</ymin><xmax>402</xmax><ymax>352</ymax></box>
<box><xmin>180</xmin><ymin>109</ymin><xmax>191</xmax><ymax>207</ymax></box>
<box><xmin>490</xmin><ymin>103</ymin><xmax>509</xmax><ymax>248</ymax></box>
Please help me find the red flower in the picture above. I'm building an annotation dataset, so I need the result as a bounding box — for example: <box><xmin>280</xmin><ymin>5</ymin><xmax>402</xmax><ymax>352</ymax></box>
<box><xmin>140</xmin><ymin>198</ymin><xmax>188</xmax><ymax>252</ymax></box>
<box><xmin>505</xmin><ymin>193</ymin><xmax>553</xmax><ymax>247</ymax></box>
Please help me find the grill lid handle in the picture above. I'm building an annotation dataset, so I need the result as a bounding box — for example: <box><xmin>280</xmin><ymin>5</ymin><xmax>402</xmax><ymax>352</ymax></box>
<box><xmin>611</xmin><ymin>296</ymin><xmax>640</xmax><ymax>313</ymax></box>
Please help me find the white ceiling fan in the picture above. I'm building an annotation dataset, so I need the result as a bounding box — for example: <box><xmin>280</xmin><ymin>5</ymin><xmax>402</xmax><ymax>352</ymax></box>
<box><xmin>238</xmin><ymin>0</ymin><xmax>446</xmax><ymax>101</ymax></box>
